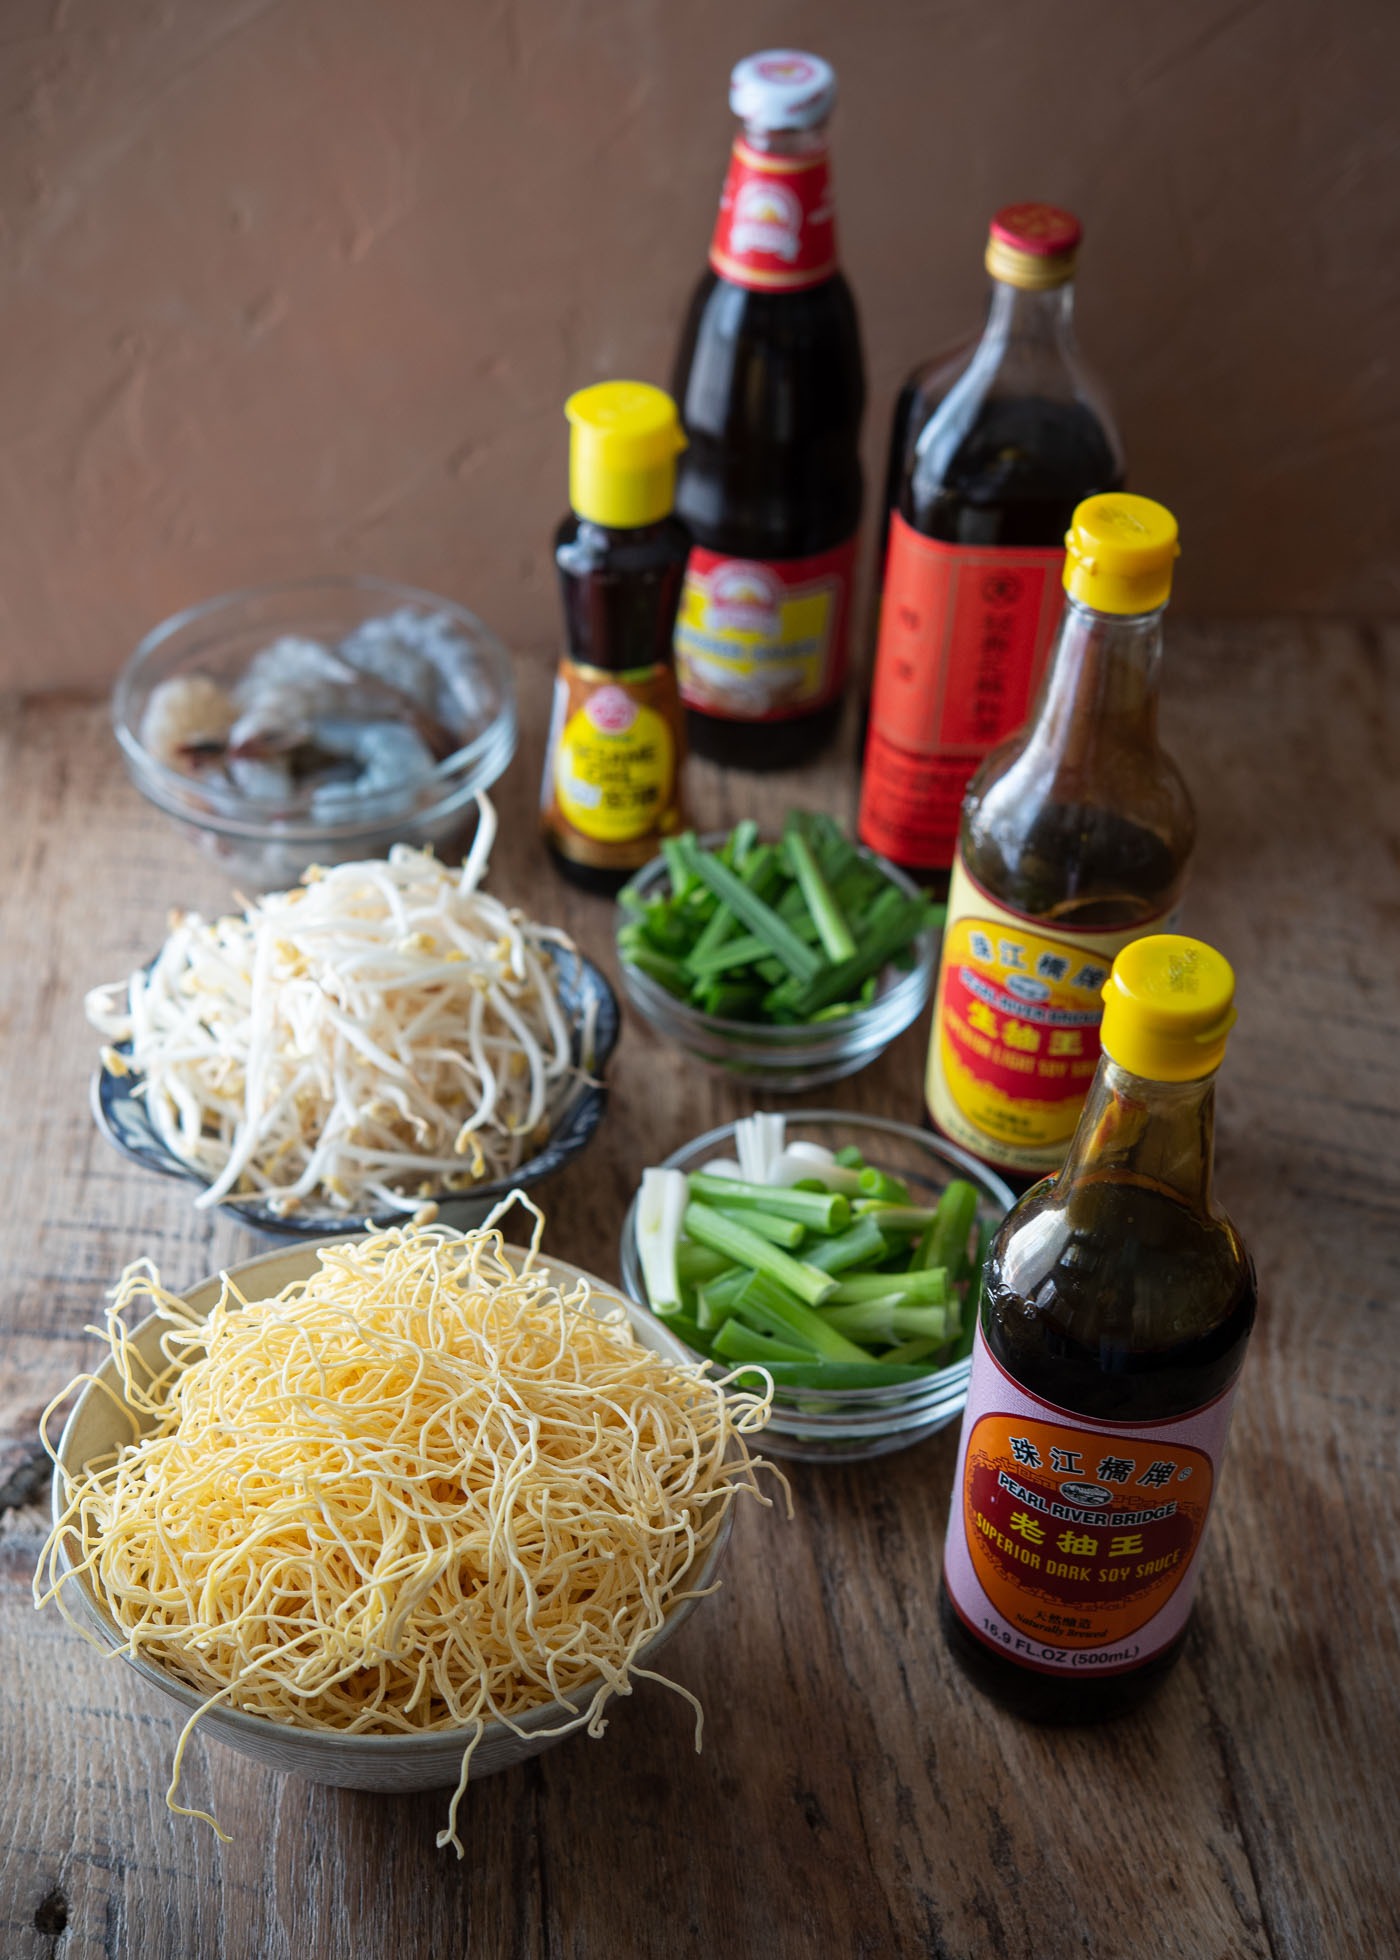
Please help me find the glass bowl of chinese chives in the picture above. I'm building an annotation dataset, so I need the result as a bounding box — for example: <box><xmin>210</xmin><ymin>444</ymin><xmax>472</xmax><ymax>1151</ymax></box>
<box><xmin>615</xmin><ymin>837</ymin><xmax>938</xmax><ymax>1094</ymax></box>
<box><xmin>618</xmin><ymin>1111</ymin><xmax>1015</xmax><ymax>1463</ymax></box>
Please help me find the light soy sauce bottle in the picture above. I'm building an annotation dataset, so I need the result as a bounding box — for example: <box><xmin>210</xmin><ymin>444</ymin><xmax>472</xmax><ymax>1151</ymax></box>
<box><xmin>940</xmin><ymin>935</ymin><xmax>1257</xmax><ymax>1720</ymax></box>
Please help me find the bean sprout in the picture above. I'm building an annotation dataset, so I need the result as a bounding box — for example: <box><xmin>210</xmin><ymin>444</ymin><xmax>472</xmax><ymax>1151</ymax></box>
<box><xmin>87</xmin><ymin>798</ymin><xmax>590</xmax><ymax>1216</ymax></box>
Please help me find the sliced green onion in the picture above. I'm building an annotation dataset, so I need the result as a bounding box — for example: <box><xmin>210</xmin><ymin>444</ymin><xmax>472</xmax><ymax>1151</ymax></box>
<box><xmin>711</xmin><ymin>1204</ymin><xmax>805</xmax><ymax>1249</ymax></box>
<box><xmin>711</xmin><ymin>1319</ymin><xmax>811</xmax><ymax>1365</ymax></box>
<box><xmin>801</xmin><ymin>1216</ymin><xmax>888</xmax><ymax>1274</ymax></box>
<box><xmin>913</xmin><ymin>1179</ymin><xmax>980</xmax><ymax>1277</ymax></box>
<box><xmin>735</xmin><ymin>1272</ymin><xmax>869</xmax><ymax>1363</ymax></box>
<box><xmin>688</xmin><ymin>1173</ymin><xmax>849</xmax><ymax>1232</ymax></box>
<box><xmin>682</xmin><ymin>1201</ymin><xmax>835</xmax><ymax>1308</ymax></box>
<box><xmin>824</xmin><ymin>1267</ymin><xmax>949</xmax><ymax>1306</ymax></box>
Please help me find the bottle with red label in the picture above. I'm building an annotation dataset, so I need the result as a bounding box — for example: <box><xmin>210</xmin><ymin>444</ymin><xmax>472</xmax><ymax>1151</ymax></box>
<box><xmin>926</xmin><ymin>492</ymin><xmax>1195</xmax><ymax>1183</ymax></box>
<box><xmin>671</xmin><ymin>50</ymin><xmax>865</xmax><ymax>770</ymax></box>
<box><xmin>941</xmin><ymin>933</ymin><xmax>1256</xmax><ymax>1721</ymax></box>
<box><xmin>859</xmin><ymin>204</ymin><xmax>1123</xmax><ymax>880</ymax></box>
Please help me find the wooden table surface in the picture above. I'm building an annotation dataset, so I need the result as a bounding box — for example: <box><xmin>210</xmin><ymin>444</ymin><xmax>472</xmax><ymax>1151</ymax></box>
<box><xmin>2</xmin><ymin>622</ymin><xmax>1398</xmax><ymax>1960</ymax></box>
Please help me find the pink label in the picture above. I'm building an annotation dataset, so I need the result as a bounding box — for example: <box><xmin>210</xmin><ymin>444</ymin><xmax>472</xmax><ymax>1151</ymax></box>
<box><xmin>943</xmin><ymin>1325</ymin><xmax>1241</xmax><ymax>1676</ymax></box>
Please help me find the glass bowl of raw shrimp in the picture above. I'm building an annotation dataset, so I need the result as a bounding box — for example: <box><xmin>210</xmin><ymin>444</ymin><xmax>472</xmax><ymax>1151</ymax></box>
<box><xmin>113</xmin><ymin>577</ymin><xmax>518</xmax><ymax>888</ymax></box>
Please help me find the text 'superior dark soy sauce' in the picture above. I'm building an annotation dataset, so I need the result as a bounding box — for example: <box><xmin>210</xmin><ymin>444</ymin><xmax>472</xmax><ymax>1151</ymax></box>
<box><xmin>860</xmin><ymin>204</ymin><xmax>1122</xmax><ymax>882</ymax></box>
<box><xmin>940</xmin><ymin>937</ymin><xmax>1256</xmax><ymax>1721</ymax></box>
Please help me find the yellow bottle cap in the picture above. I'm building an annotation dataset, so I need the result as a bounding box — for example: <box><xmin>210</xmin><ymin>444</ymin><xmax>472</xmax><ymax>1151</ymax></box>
<box><xmin>1063</xmin><ymin>493</ymin><xmax>1180</xmax><ymax>615</ymax></box>
<box><xmin>566</xmin><ymin>381</ymin><xmax>686</xmax><ymax>529</ymax></box>
<box><xmin>1100</xmin><ymin>935</ymin><xmax>1237</xmax><ymax>1082</ymax></box>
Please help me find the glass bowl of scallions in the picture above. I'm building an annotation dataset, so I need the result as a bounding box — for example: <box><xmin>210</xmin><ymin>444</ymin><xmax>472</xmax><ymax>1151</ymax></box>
<box><xmin>619</xmin><ymin>1111</ymin><xmax>1015</xmax><ymax>1462</ymax></box>
<box><xmin>615</xmin><ymin>818</ymin><xmax>941</xmax><ymax>1093</ymax></box>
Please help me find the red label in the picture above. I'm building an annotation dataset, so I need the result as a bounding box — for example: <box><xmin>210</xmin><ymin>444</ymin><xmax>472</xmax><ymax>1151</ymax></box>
<box><xmin>858</xmin><ymin>516</ymin><xmax>1066</xmax><ymax>867</ymax></box>
<box><xmin>673</xmin><ymin>539</ymin><xmax>856</xmax><ymax>722</ymax></box>
<box><xmin>943</xmin><ymin>1326</ymin><xmax>1241</xmax><ymax>1675</ymax></box>
<box><xmin>709</xmin><ymin>139</ymin><xmax>837</xmax><ymax>292</ymax></box>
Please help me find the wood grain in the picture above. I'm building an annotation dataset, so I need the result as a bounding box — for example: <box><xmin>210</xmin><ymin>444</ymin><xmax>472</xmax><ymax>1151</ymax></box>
<box><xmin>2</xmin><ymin>625</ymin><xmax>1398</xmax><ymax>1959</ymax></box>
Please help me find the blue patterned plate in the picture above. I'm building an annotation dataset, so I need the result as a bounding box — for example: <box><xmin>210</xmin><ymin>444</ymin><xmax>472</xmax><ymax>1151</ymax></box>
<box><xmin>91</xmin><ymin>944</ymin><xmax>620</xmax><ymax>1238</ymax></box>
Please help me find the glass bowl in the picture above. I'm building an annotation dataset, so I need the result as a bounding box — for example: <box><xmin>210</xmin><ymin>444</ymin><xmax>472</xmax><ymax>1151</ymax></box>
<box><xmin>48</xmin><ymin>1240</ymin><xmax>735</xmax><ymax>1792</ymax></box>
<box><xmin>91</xmin><ymin>945</ymin><xmax>619</xmax><ymax>1239</ymax></box>
<box><xmin>616</xmin><ymin>839</ymin><xmax>938</xmax><ymax>1093</ymax></box>
<box><xmin>113</xmin><ymin>576</ymin><xmax>517</xmax><ymax>889</ymax></box>
<box><xmin>619</xmin><ymin>1111</ymin><xmax>1015</xmax><ymax>1462</ymax></box>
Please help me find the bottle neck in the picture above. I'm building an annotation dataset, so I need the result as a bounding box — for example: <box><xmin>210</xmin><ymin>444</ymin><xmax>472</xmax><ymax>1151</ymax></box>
<box><xmin>1026</xmin><ymin>597</ymin><xmax>1165</xmax><ymax>764</ymax></box>
<box><xmin>738</xmin><ymin>120</ymin><xmax>830</xmax><ymax>159</ymax></box>
<box><xmin>983</xmin><ymin>275</ymin><xmax>1078</xmax><ymax>351</ymax></box>
<box><xmin>1059</xmin><ymin>1056</ymin><xmax>1218</xmax><ymax>1212</ymax></box>
<box><xmin>710</xmin><ymin>119</ymin><xmax>838</xmax><ymax>291</ymax></box>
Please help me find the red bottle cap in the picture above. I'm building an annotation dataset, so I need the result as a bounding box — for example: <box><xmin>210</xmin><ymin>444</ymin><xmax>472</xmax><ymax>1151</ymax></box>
<box><xmin>986</xmin><ymin>205</ymin><xmax>1081</xmax><ymax>289</ymax></box>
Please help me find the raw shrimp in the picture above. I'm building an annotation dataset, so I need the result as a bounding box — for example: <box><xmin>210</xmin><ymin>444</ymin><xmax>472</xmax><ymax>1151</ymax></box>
<box><xmin>138</xmin><ymin>675</ymin><xmax>237</xmax><ymax>768</ymax></box>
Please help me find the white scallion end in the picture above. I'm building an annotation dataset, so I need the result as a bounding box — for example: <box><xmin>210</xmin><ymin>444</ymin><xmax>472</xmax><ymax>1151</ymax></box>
<box><xmin>636</xmin><ymin>1167</ymin><xmax>688</xmax><ymax>1314</ymax></box>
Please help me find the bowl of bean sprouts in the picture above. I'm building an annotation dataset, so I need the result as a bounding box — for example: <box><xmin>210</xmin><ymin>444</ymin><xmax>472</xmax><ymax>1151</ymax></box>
<box><xmin>86</xmin><ymin>805</ymin><xmax>620</xmax><ymax>1236</ymax></box>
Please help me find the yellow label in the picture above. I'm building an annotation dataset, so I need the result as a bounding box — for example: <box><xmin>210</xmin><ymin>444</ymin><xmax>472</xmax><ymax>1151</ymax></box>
<box><xmin>554</xmin><ymin>683</ymin><xmax>674</xmax><ymax>843</ymax></box>
<box><xmin>672</xmin><ymin>543</ymin><xmax>855</xmax><ymax>720</ymax></box>
<box><xmin>926</xmin><ymin>858</ymin><xmax>1173</xmax><ymax>1175</ymax></box>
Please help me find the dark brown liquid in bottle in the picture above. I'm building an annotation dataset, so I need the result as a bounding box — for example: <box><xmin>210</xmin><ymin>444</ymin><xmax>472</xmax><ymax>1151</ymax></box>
<box><xmin>672</xmin><ymin>268</ymin><xmax>865</xmax><ymax>771</ymax></box>
<box><xmin>869</xmin><ymin>377</ymin><xmax>1123</xmax><ymax>893</ymax></box>
<box><xmin>941</xmin><ymin>1164</ymin><xmax>1256</xmax><ymax>1720</ymax></box>
<box><xmin>890</xmin><ymin>388</ymin><xmax>1123</xmax><ymax>551</ymax></box>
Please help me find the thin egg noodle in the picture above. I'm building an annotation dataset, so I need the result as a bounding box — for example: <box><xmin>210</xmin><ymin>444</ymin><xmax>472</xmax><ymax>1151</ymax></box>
<box><xmin>36</xmin><ymin>1205</ymin><xmax>780</xmax><ymax>1854</ymax></box>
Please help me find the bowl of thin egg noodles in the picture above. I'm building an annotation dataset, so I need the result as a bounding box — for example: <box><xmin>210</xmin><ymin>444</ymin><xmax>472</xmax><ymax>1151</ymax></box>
<box><xmin>37</xmin><ymin>1210</ymin><xmax>780</xmax><ymax>1856</ymax></box>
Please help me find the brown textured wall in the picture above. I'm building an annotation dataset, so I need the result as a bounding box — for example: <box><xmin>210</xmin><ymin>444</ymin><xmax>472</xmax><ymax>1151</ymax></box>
<box><xmin>0</xmin><ymin>0</ymin><xmax>1394</xmax><ymax>692</ymax></box>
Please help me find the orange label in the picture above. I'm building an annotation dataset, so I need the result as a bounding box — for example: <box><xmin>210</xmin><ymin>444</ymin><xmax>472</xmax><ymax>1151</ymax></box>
<box><xmin>926</xmin><ymin>857</ymin><xmax>1172</xmax><ymax>1176</ymax></box>
<box><xmin>963</xmin><ymin>1412</ymin><xmax>1211</xmax><ymax>1648</ymax></box>
<box><xmin>943</xmin><ymin>1328</ymin><xmax>1240</xmax><ymax>1676</ymax></box>
<box><xmin>857</xmin><ymin>517</ymin><xmax>1065</xmax><ymax>868</ymax></box>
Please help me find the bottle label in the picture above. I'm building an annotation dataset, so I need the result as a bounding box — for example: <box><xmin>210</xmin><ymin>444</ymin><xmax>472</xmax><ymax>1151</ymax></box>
<box><xmin>944</xmin><ymin>1325</ymin><xmax>1240</xmax><ymax>1675</ymax></box>
<box><xmin>541</xmin><ymin>663</ymin><xmax>685</xmax><ymax>869</ymax></box>
<box><xmin>709</xmin><ymin>139</ymin><xmax>837</xmax><ymax>293</ymax></box>
<box><xmin>858</xmin><ymin>516</ymin><xmax>1066</xmax><ymax>868</ymax></box>
<box><xmin>926</xmin><ymin>858</ymin><xmax>1174</xmax><ymax>1174</ymax></box>
<box><xmin>674</xmin><ymin>540</ymin><xmax>856</xmax><ymax>722</ymax></box>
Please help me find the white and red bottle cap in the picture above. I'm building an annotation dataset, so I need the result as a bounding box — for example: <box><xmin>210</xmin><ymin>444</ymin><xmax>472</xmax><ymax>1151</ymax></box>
<box><xmin>729</xmin><ymin>50</ymin><xmax>837</xmax><ymax>130</ymax></box>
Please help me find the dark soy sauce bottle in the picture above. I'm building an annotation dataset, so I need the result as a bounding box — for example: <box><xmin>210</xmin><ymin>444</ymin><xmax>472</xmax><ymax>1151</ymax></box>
<box><xmin>540</xmin><ymin>383</ymin><xmax>690</xmax><ymax>895</ymax></box>
<box><xmin>671</xmin><ymin>51</ymin><xmax>865</xmax><ymax>771</ymax></box>
<box><xmin>940</xmin><ymin>934</ymin><xmax>1256</xmax><ymax>1721</ymax></box>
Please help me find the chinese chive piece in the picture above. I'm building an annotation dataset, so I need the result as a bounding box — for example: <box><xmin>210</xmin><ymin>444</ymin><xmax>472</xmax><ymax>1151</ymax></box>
<box><xmin>617</xmin><ymin>814</ymin><xmax>935</xmax><ymax>1027</ymax></box>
